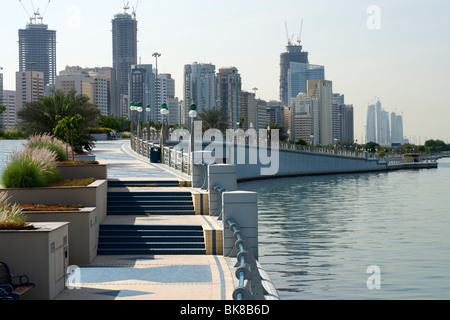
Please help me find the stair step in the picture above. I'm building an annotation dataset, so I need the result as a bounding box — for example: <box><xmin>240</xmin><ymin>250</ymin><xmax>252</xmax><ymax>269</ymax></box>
<box><xmin>100</xmin><ymin>225</ymin><xmax>203</xmax><ymax>231</ymax></box>
<box><xmin>97</xmin><ymin>248</ymin><xmax>206</xmax><ymax>255</ymax></box>
<box><xmin>98</xmin><ymin>242</ymin><xmax>205</xmax><ymax>248</ymax></box>
<box><xmin>99</xmin><ymin>236</ymin><xmax>205</xmax><ymax>243</ymax></box>
<box><xmin>108</xmin><ymin>181</ymin><xmax>181</xmax><ymax>188</ymax></box>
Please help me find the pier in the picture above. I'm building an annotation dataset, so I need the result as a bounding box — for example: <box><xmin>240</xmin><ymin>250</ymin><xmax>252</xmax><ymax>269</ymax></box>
<box><xmin>52</xmin><ymin>140</ymin><xmax>277</xmax><ymax>301</ymax></box>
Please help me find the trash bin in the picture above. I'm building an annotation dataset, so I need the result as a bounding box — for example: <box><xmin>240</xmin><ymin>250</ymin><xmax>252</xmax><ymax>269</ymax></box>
<box><xmin>150</xmin><ymin>147</ymin><xmax>161</xmax><ymax>163</ymax></box>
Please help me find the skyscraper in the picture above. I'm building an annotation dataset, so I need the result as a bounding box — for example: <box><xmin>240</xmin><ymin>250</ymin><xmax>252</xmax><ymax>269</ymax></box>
<box><xmin>129</xmin><ymin>64</ymin><xmax>154</xmax><ymax>122</ymax></box>
<box><xmin>308</xmin><ymin>80</ymin><xmax>333</xmax><ymax>146</ymax></box>
<box><xmin>184</xmin><ymin>62</ymin><xmax>216</xmax><ymax>121</ymax></box>
<box><xmin>15</xmin><ymin>70</ymin><xmax>45</xmax><ymax>111</ymax></box>
<box><xmin>366</xmin><ymin>104</ymin><xmax>376</xmax><ymax>143</ymax></box>
<box><xmin>216</xmin><ymin>67</ymin><xmax>242</xmax><ymax>129</ymax></box>
<box><xmin>18</xmin><ymin>22</ymin><xmax>57</xmax><ymax>87</ymax></box>
<box><xmin>280</xmin><ymin>43</ymin><xmax>309</xmax><ymax>107</ymax></box>
<box><xmin>112</xmin><ymin>11</ymin><xmax>138</xmax><ymax>116</ymax></box>
<box><xmin>287</xmin><ymin>62</ymin><xmax>325</xmax><ymax>105</ymax></box>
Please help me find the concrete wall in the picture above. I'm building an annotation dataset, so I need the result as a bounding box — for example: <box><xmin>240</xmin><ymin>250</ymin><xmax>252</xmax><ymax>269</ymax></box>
<box><xmin>3</xmin><ymin>180</ymin><xmax>108</xmax><ymax>224</ymax></box>
<box><xmin>0</xmin><ymin>223</ymin><xmax>69</xmax><ymax>300</ymax></box>
<box><xmin>25</xmin><ymin>208</ymin><xmax>100</xmax><ymax>265</ymax></box>
<box><xmin>57</xmin><ymin>164</ymin><xmax>107</xmax><ymax>180</ymax></box>
<box><xmin>187</xmin><ymin>142</ymin><xmax>388</xmax><ymax>181</ymax></box>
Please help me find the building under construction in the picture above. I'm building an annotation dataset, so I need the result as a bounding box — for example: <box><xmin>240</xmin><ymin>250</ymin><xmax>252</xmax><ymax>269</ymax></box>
<box><xmin>280</xmin><ymin>22</ymin><xmax>309</xmax><ymax>107</ymax></box>
<box><xmin>18</xmin><ymin>22</ymin><xmax>56</xmax><ymax>87</ymax></box>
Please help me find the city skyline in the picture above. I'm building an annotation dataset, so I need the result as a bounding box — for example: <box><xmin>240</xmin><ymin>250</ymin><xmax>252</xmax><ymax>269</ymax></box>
<box><xmin>1</xmin><ymin>0</ymin><xmax>449</xmax><ymax>143</ymax></box>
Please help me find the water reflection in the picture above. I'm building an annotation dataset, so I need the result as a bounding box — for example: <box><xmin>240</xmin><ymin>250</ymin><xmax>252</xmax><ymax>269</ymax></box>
<box><xmin>240</xmin><ymin>161</ymin><xmax>450</xmax><ymax>299</ymax></box>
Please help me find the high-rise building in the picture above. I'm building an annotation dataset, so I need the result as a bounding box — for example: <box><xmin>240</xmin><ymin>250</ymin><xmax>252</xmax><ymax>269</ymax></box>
<box><xmin>83</xmin><ymin>67</ymin><xmax>120</xmax><ymax>116</ymax></box>
<box><xmin>129</xmin><ymin>64</ymin><xmax>154</xmax><ymax>123</ymax></box>
<box><xmin>241</xmin><ymin>91</ymin><xmax>257</xmax><ymax>130</ymax></box>
<box><xmin>184</xmin><ymin>63</ymin><xmax>216</xmax><ymax>120</ymax></box>
<box><xmin>0</xmin><ymin>73</ymin><xmax>4</xmax><ymax>128</ymax></box>
<box><xmin>112</xmin><ymin>12</ymin><xmax>138</xmax><ymax>116</ymax></box>
<box><xmin>289</xmin><ymin>92</ymin><xmax>319</xmax><ymax>144</ymax></box>
<box><xmin>55</xmin><ymin>66</ymin><xmax>109</xmax><ymax>115</ymax></box>
<box><xmin>256</xmin><ymin>99</ymin><xmax>268</xmax><ymax>130</ymax></box>
<box><xmin>18</xmin><ymin>22</ymin><xmax>57</xmax><ymax>87</ymax></box>
<box><xmin>287</xmin><ymin>62</ymin><xmax>325</xmax><ymax>106</ymax></box>
<box><xmin>366</xmin><ymin>104</ymin><xmax>376</xmax><ymax>143</ymax></box>
<box><xmin>391</xmin><ymin>112</ymin><xmax>404</xmax><ymax>145</ymax></box>
<box><xmin>158</xmin><ymin>74</ymin><xmax>179</xmax><ymax>126</ymax></box>
<box><xmin>15</xmin><ymin>71</ymin><xmax>45</xmax><ymax>112</ymax></box>
<box><xmin>280</xmin><ymin>43</ymin><xmax>309</xmax><ymax>107</ymax></box>
<box><xmin>216</xmin><ymin>67</ymin><xmax>242</xmax><ymax>129</ymax></box>
<box><xmin>307</xmin><ymin>80</ymin><xmax>333</xmax><ymax>145</ymax></box>
<box><xmin>0</xmin><ymin>72</ymin><xmax>3</xmax><ymax>106</ymax></box>
<box><xmin>332</xmin><ymin>93</ymin><xmax>354</xmax><ymax>143</ymax></box>
<box><xmin>2</xmin><ymin>90</ymin><xmax>17</xmax><ymax>130</ymax></box>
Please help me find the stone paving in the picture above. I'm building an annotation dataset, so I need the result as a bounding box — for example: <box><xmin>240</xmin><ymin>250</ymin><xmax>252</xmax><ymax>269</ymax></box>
<box><xmin>55</xmin><ymin>140</ymin><xmax>234</xmax><ymax>301</ymax></box>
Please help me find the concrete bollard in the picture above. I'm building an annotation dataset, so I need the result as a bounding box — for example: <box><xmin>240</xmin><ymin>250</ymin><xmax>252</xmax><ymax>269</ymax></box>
<box><xmin>191</xmin><ymin>151</ymin><xmax>212</xmax><ymax>188</ymax></box>
<box><xmin>208</xmin><ymin>164</ymin><xmax>237</xmax><ymax>216</ymax></box>
<box><xmin>222</xmin><ymin>191</ymin><xmax>259</xmax><ymax>259</ymax></box>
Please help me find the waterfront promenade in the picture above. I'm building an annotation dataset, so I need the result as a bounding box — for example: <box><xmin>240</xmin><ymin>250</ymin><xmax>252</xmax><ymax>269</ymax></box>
<box><xmin>55</xmin><ymin>140</ymin><xmax>235</xmax><ymax>301</ymax></box>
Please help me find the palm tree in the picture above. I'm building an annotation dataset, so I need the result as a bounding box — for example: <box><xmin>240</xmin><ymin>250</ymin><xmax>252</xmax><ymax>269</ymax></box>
<box><xmin>266</xmin><ymin>123</ymin><xmax>289</xmax><ymax>142</ymax></box>
<box><xmin>17</xmin><ymin>90</ymin><xmax>100</xmax><ymax>151</ymax></box>
<box><xmin>198</xmin><ymin>107</ymin><xmax>229</xmax><ymax>132</ymax></box>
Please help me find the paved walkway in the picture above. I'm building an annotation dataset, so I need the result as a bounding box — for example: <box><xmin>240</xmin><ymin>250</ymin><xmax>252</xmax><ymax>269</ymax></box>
<box><xmin>55</xmin><ymin>140</ymin><xmax>235</xmax><ymax>301</ymax></box>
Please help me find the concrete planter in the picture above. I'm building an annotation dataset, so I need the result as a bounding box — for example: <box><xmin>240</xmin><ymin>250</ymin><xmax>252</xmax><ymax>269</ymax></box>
<box><xmin>1</xmin><ymin>180</ymin><xmax>108</xmax><ymax>225</ymax></box>
<box><xmin>0</xmin><ymin>222</ymin><xmax>69</xmax><ymax>300</ymax></box>
<box><xmin>57</xmin><ymin>163</ymin><xmax>107</xmax><ymax>180</ymax></box>
<box><xmin>25</xmin><ymin>208</ymin><xmax>100</xmax><ymax>265</ymax></box>
<box><xmin>91</xmin><ymin>133</ymin><xmax>109</xmax><ymax>141</ymax></box>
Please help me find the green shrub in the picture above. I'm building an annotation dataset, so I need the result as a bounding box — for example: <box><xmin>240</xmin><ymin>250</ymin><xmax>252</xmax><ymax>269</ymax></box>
<box><xmin>0</xmin><ymin>192</ymin><xmax>26</xmax><ymax>223</ymax></box>
<box><xmin>26</xmin><ymin>133</ymin><xmax>71</xmax><ymax>162</ymax></box>
<box><xmin>1</xmin><ymin>147</ymin><xmax>61</xmax><ymax>189</ymax></box>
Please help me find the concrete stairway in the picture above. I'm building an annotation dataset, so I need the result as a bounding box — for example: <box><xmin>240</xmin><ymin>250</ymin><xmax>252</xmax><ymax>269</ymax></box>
<box><xmin>98</xmin><ymin>182</ymin><xmax>206</xmax><ymax>255</ymax></box>
<box><xmin>106</xmin><ymin>191</ymin><xmax>196</xmax><ymax>216</ymax></box>
<box><xmin>97</xmin><ymin>225</ymin><xmax>206</xmax><ymax>255</ymax></box>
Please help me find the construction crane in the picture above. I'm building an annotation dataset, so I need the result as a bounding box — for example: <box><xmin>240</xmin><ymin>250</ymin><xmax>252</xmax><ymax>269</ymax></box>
<box><xmin>132</xmin><ymin>0</ymin><xmax>139</xmax><ymax>20</ymax></box>
<box><xmin>123</xmin><ymin>0</ymin><xmax>139</xmax><ymax>19</ymax></box>
<box><xmin>285</xmin><ymin>22</ymin><xmax>295</xmax><ymax>46</ymax></box>
<box><xmin>18</xmin><ymin>0</ymin><xmax>51</xmax><ymax>24</ymax></box>
<box><xmin>297</xmin><ymin>19</ymin><xmax>304</xmax><ymax>45</ymax></box>
<box><xmin>123</xmin><ymin>0</ymin><xmax>130</xmax><ymax>13</ymax></box>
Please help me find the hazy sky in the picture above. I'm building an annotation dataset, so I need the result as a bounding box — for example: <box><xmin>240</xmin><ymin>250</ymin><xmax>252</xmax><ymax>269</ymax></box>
<box><xmin>1</xmin><ymin>0</ymin><xmax>449</xmax><ymax>143</ymax></box>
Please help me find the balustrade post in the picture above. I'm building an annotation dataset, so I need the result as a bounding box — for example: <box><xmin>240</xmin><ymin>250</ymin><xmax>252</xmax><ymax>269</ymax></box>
<box><xmin>223</xmin><ymin>191</ymin><xmax>259</xmax><ymax>259</ymax></box>
<box><xmin>208</xmin><ymin>164</ymin><xmax>237</xmax><ymax>220</ymax></box>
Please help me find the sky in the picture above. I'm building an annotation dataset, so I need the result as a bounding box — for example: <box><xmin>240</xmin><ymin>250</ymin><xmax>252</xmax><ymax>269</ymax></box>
<box><xmin>1</xmin><ymin>0</ymin><xmax>449</xmax><ymax>144</ymax></box>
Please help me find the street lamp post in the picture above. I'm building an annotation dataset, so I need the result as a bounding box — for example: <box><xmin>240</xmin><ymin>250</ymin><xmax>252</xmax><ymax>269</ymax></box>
<box><xmin>188</xmin><ymin>104</ymin><xmax>198</xmax><ymax>169</ymax></box>
<box><xmin>146</xmin><ymin>104</ymin><xmax>151</xmax><ymax>141</ymax></box>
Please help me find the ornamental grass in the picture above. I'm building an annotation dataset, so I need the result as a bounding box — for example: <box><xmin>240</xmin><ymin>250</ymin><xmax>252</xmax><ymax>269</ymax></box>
<box><xmin>25</xmin><ymin>133</ymin><xmax>72</xmax><ymax>162</ymax></box>
<box><xmin>1</xmin><ymin>147</ymin><xmax>61</xmax><ymax>189</ymax></box>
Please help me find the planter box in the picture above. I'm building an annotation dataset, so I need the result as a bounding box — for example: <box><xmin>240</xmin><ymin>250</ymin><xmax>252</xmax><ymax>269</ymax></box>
<box><xmin>91</xmin><ymin>133</ymin><xmax>110</xmax><ymax>141</ymax></box>
<box><xmin>25</xmin><ymin>208</ymin><xmax>99</xmax><ymax>265</ymax></box>
<box><xmin>1</xmin><ymin>180</ymin><xmax>108</xmax><ymax>225</ymax></box>
<box><xmin>74</xmin><ymin>152</ymin><xmax>96</xmax><ymax>162</ymax></box>
<box><xmin>0</xmin><ymin>222</ymin><xmax>69</xmax><ymax>300</ymax></box>
<box><xmin>57</xmin><ymin>164</ymin><xmax>107</xmax><ymax>180</ymax></box>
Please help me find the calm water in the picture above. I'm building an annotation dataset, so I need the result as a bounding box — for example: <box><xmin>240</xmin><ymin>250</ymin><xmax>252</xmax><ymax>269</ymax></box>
<box><xmin>240</xmin><ymin>158</ymin><xmax>450</xmax><ymax>300</ymax></box>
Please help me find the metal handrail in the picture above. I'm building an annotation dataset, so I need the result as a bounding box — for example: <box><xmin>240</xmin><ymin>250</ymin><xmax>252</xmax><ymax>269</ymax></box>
<box><xmin>226</xmin><ymin>218</ymin><xmax>267</xmax><ymax>301</ymax></box>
